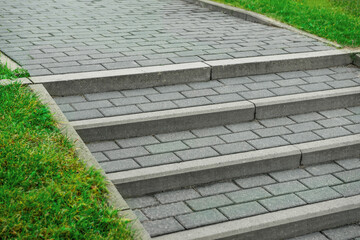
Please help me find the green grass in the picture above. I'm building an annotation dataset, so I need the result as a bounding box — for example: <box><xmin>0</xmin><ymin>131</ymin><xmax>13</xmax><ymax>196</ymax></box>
<box><xmin>0</xmin><ymin>83</ymin><xmax>134</xmax><ymax>239</ymax></box>
<box><xmin>0</xmin><ymin>61</ymin><xmax>29</xmax><ymax>80</ymax></box>
<box><xmin>213</xmin><ymin>0</ymin><xmax>360</xmax><ymax>47</ymax></box>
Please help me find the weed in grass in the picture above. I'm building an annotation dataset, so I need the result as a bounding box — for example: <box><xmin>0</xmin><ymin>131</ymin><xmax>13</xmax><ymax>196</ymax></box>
<box><xmin>0</xmin><ymin>83</ymin><xmax>134</xmax><ymax>239</ymax></box>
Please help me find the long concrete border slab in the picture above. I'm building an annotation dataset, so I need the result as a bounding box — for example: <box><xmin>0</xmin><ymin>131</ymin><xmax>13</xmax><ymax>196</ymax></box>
<box><xmin>108</xmin><ymin>134</ymin><xmax>360</xmax><ymax>197</ymax></box>
<box><xmin>72</xmin><ymin>87</ymin><xmax>360</xmax><ymax>142</ymax></box>
<box><xmin>31</xmin><ymin>62</ymin><xmax>211</xmax><ymax>96</ymax></box>
<box><xmin>153</xmin><ymin>195</ymin><xmax>360</xmax><ymax>240</ymax></box>
<box><xmin>29</xmin><ymin>84</ymin><xmax>151</xmax><ymax>240</ymax></box>
<box><xmin>190</xmin><ymin>0</ymin><xmax>341</xmax><ymax>48</ymax></box>
<box><xmin>29</xmin><ymin>50</ymin><xmax>354</xmax><ymax>96</ymax></box>
<box><xmin>72</xmin><ymin>101</ymin><xmax>255</xmax><ymax>142</ymax></box>
<box><xmin>208</xmin><ymin>50</ymin><xmax>352</xmax><ymax>79</ymax></box>
<box><xmin>252</xmin><ymin>86</ymin><xmax>360</xmax><ymax>119</ymax></box>
<box><xmin>109</xmin><ymin>146</ymin><xmax>301</xmax><ymax>197</ymax></box>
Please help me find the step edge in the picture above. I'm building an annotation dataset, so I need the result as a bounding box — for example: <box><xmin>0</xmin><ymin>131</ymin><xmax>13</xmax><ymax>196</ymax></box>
<box><xmin>152</xmin><ymin>195</ymin><xmax>360</xmax><ymax>240</ymax></box>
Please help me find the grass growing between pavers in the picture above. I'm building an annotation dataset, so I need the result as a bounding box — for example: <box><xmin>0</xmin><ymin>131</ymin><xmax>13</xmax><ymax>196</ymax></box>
<box><xmin>213</xmin><ymin>0</ymin><xmax>360</xmax><ymax>47</ymax></box>
<box><xmin>0</xmin><ymin>83</ymin><xmax>134</xmax><ymax>239</ymax></box>
<box><xmin>0</xmin><ymin>61</ymin><xmax>29</xmax><ymax>80</ymax></box>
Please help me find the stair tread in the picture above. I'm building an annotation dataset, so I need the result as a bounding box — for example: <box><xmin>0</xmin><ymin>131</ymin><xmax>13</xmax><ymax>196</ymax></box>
<box><xmin>54</xmin><ymin>65</ymin><xmax>360</xmax><ymax>121</ymax></box>
<box><xmin>124</xmin><ymin>158</ymin><xmax>360</xmax><ymax>237</ymax></box>
<box><xmin>85</xmin><ymin>106</ymin><xmax>360</xmax><ymax>174</ymax></box>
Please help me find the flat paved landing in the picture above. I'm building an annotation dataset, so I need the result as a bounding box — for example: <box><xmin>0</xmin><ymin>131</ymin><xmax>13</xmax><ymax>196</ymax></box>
<box><xmin>125</xmin><ymin>157</ymin><xmax>360</xmax><ymax>237</ymax></box>
<box><xmin>0</xmin><ymin>0</ymin><xmax>333</xmax><ymax>76</ymax></box>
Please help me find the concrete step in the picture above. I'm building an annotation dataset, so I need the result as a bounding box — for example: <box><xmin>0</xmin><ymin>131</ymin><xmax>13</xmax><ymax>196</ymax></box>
<box><xmin>53</xmin><ymin>65</ymin><xmax>360</xmax><ymax>141</ymax></box>
<box><xmin>125</xmin><ymin>158</ymin><xmax>360</xmax><ymax>239</ymax></box>
<box><xmin>34</xmin><ymin>50</ymin><xmax>352</xmax><ymax>96</ymax></box>
<box><xmin>84</xmin><ymin>106</ymin><xmax>360</xmax><ymax>197</ymax></box>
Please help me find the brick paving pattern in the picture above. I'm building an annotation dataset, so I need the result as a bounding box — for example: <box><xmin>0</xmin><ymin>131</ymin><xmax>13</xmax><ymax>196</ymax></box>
<box><xmin>0</xmin><ymin>0</ymin><xmax>333</xmax><ymax>76</ymax></box>
<box><xmin>86</xmin><ymin>106</ymin><xmax>360</xmax><ymax>173</ymax></box>
<box><xmin>125</xmin><ymin>158</ymin><xmax>360</xmax><ymax>237</ymax></box>
<box><xmin>53</xmin><ymin>66</ymin><xmax>360</xmax><ymax>121</ymax></box>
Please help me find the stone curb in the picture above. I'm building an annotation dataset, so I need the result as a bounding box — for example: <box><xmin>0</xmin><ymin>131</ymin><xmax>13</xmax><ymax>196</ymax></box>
<box><xmin>72</xmin><ymin>101</ymin><xmax>255</xmax><ymax>142</ymax></box>
<box><xmin>110</xmin><ymin>146</ymin><xmax>301</xmax><ymax>197</ymax></box>
<box><xmin>28</xmin><ymin>50</ymin><xmax>354</xmax><ymax>96</ymax></box>
<box><xmin>207</xmin><ymin>50</ymin><xmax>352</xmax><ymax>79</ymax></box>
<box><xmin>31</xmin><ymin>62</ymin><xmax>211</xmax><ymax>96</ymax></box>
<box><xmin>251</xmin><ymin>86</ymin><xmax>360</xmax><ymax>119</ymax></box>
<box><xmin>152</xmin><ymin>195</ymin><xmax>360</xmax><ymax>240</ymax></box>
<box><xmin>189</xmin><ymin>0</ymin><xmax>342</xmax><ymax>48</ymax></box>
<box><xmin>0</xmin><ymin>51</ymin><xmax>21</xmax><ymax>70</ymax></box>
<box><xmin>29</xmin><ymin>84</ymin><xmax>151</xmax><ymax>240</ymax></box>
<box><xmin>72</xmin><ymin>87</ymin><xmax>360</xmax><ymax>142</ymax></box>
<box><xmin>354</xmin><ymin>54</ymin><xmax>360</xmax><ymax>67</ymax></box>
<box><xmin>108</xmin><ymin>134</ymin><xmax>360</xmax><ymax>197</ymax></box>
<box><xmin>0</xmin><ymin>78</ymin><xmax>32</xmax><ymax>85</ymax></box>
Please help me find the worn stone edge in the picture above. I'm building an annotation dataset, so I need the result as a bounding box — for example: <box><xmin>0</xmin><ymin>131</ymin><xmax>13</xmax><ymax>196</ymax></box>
<box><xmin>29</xmin><ymin>84</ymin><xmax>151</xmax><ymax>240</ymax></box>
<box><xmin>152</xmin><ymin>195</ymin><xmax>360</xmax><ymax>240</ymax></box>
<box><xmin>190</xmin><ymin>0</ymin><xmax>341</xmax><ymax>48</ymax></box>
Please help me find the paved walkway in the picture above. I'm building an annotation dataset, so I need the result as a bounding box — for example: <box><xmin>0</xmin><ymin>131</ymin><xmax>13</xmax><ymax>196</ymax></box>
<box><xmin>0</xmin><ymin>0</ymin><xmax>333</xmax><ymax>76</ymax></box>
<box><xmin>126</xmin><ymin>158</ymin><xmax>360</xmax><ymax>237</ymax></box>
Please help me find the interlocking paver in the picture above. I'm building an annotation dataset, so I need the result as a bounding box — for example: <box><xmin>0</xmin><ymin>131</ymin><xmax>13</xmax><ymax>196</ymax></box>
<box><xmin>336</xmin><ymin>158</ymin><xmax>360</xmax><ymax>170</ymax></box>
<box><xmin>196</xmin><ymin>182</ymin><xmax>240</xmax><ymax>196</ymax></box>
<box><xmin>270</xmin><ymin>169</ymin><xmax>311</xmax><ymax>182</ymax></box>
<box><xmin>186</xmin><ymin>195</ymin><xmax>233</xmax><ymax>211</ymax></box>
<box><xmin>259</xmin><ymin>194</ymin><xmax>306</xmax><ymax>211</ymax></box>
<box><xmin>296</xmin><ymin>187</ymin><xmax>341</xmax><ymax>204</ymax></box>
<box><xmin>226</xmin><ymin>187</ymin><xmax>271</xmax><ymax>203</ymax></box>
<box><xmin>219</xmin><ymin>201</ymin><xmax>268</xmax><ymax>220</ymax></box>
<box><xmin>323</xmin><ymin>225</ymin><xmax>360</xmax><ymax>240</ymax></box>
<box><xmin>142</xmin><ymin>217</ymin><xmax>184</xmax><ymax>237</ymax></box>
<box><xmin>332</xmin><ymin>181</ymin><xmax>360</xmax><ymax>197</ymax></box>
<box><xmin>155</xmin><ymin>189</ymin><xmax>200</xmax><ymax>204</ymax></box>
<box><xmin>300</xmin><ymin>175</ymin><xmax>343</xmax><ymax>189</ymax></box>
<box><xmin>142</xmin><ymin>202</ymin><xmax>192</xmax><ymax>220</ymax></box>
<box><xmin>306</xmin><ymin>163</ymin><xmax>344</xmax><ymax>176</ymax></box>
<box><xmin>176</xmin><ymin>209</ymin><xmax>227</xmax><ymax>229</ymax></box>
<box><xmin>100</xmin><ymin>159</ymin><xmax>140</xmax><ymax>173</ymax></box>
<box><xmin>175</xmin><ymin>147</ymin><xmax>219</xmax><ymax>161</ymax></box>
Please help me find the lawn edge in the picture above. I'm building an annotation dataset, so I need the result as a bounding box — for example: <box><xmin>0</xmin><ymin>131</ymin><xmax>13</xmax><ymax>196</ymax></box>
<box><xmin>189</xmin><ymin>0</ymin><xmax>342</xmax><ymax>48</ymax></box>
<box><xmin>29</xmin><ymin>83</ymin><xmax>151</xmax><ymax>240</ymax></box>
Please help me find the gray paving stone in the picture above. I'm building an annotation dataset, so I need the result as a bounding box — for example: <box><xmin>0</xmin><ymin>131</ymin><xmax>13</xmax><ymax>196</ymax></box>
<box><xmin>270</xmin><ymin>86</ymin><xmax>304</xmax><ymax>96</ymax></box>
<box><xmin>254</xmin><ymin>126</ymin><xmax>292</xmax><ymax>137</ymax></box>
<box><xmin>142</xmin><ymin>217</ymin><xmax>184</xmax><ymax>237</ymax></box>
<box><xmin>115</xmin><ymin>136</ymin><xmax>159</xmax><ymax>148</ymax></box>
<box><xmin>270</xmin><ymin>169</ymin><xmax>311</xmax><ymax>182</ymax></box>
<box><xmin>186</xmin><ymin>195</ymin><xmax>233</xmax><ymax>211</ymax></box>
<box><xmin>181</xmin><ymin>89</ymin><xmax>218</xmax><ymax>98</ymax></box>
<box><xmin>235</xmin><ymin>174</ymin><xmax>276</xmax><ymax>189</ymax></box>
<box><xmin>283</xmin><ymin>132</ymin><xmax>322</xmax><ymax>144</ymax></box>
<box><xmin>143</xmin><ymin>202</ymin><xmax>192</xmax><ymax>220</ymax></box>
<box><xmin>126</xmin><ymin>196</ymin><xmax>159</xmax><ymax>209</ymax></box>
<box><xmin>213</xmin><ymin>142</ymin><xmax>255</xmax><ymax>155</ymax></box>
<box><xmin>299</xmin><ymin>83</ymin><xmax>332</xmax><ymax>92</ymax></box>
<box><xmin>240</xmin><ymin>89</ymin><xmax>275</xmax><ymax>99</ymax></box>
<box><xmin>302</xmin><ymin>75</ymin><xmax>334</xmax><ymax>83</ymax></box>
<box><xmin>184</xmin><ymin>136</ymin><xmax>224</xmax><ymax>148</ymax></box>
<box><xmin>219</xmin><ymin>201</ymin><xmax>268</xmax><ymax>220</ymax></box>
<box><xmin>213</xmin><ymin>84</ymin><xmax>248</xmax><ymax>94</ymax></box>
<box><xmin>54</xmin><ymin>96</ymin><xmax>86</xmax><ymax>104</ymax></box>
<box><xmin>104</xmin><ymin>147</ymin><xmax>149</xmax><ymax>160</ymax></box>
<box><xmin>220</xmin><ymin>131</ymin><xmax>259</xmax><ymax>143</ymax></box>
<box><xmin>305</xmin><ymin>68</ymin><xmax>335</xmax><ymax>76</ymax></box>
<box><xmin>226</xmin><ymin>122</ymin><xmax>264</xmax><ymax>132</ymax></box>
<box><xmin>317</xmin><ymin>117</ymin><xmax>353</xmax><ymax>128</ymax></box>
<box><xmin>175</xmin><ymin>147</ymin><xmax>219</xmax><ymax>161</ymax></box>
<box><xmin>197</xmin><ymin>182</ymin><xmax>240</xmax><ymax>196</ymax></box>
<box><xmin>135</xmin><ymin>153</ymin><xmax>181</xmax><ymax>167</ymax></box>
<box><xmin>249</xmin><ymin>74</ymin><xmax>282</xmax><ymax>82</ymax></box>
<box><xmin>220</xmin><ymin>77</ymin><xmax>253</xmax><ymax>85</ymax></box>
<box><xmin>155</xmin><ymin>84</ymin><xmax>191</xmax><ymax>93</ymax></box>
<box><xmin>72</xmin><ymin>100</ymin><xmax>113</xmax><ymax>111</ymax></box>
<box><xmin>226</xmin><ymin>187</ymin><xmax>271</xmax><ymax>203</ymax></box>
<box><xmin>188</xmin><ymin>81</ymin><xmax>223</xmax><ymax>90</ymax></box>
<box><xmin>110</xmin><ymin>96</ymin><xmax>150</xmax><ymax>106</ymax></box>
<box><xmin>259</xmin><ymin>117</ymin><xmax>295</xmax><ymax>127</ymax></box>
<box><xmin>289</xmin><ymin>112</ymin><xmax>325</xmax><ymax>123</ymax></box>
<box><xmin>147</xmin><ymin>92</ymin><xmax>185</xmax><ymax>102</ymax></box>
<box><xmin>100</xmin><ymin>159</ymin><xmax>140</xmax><ymax>173</ymax></box>
<box><xmin>275</xmin><ymin>78</ymin><xmax>307</xmax><ymax>87</ymax></box>
<box><xmin>145</xmin><ymin>141</ymin><xmax>189</xmax><ymax>154</ymax></box>
<box><xmin>287</xmin><ymin>232</ymin><xmax>328</xmax><ymax>240</ymax></box>
<box><xmin>58</xmin><ymin>104</ymin><xmax>75</xmax><ymax>112</ymax></box>
<box><xmin>248</xmin><ymin>136</ymin><xmax>289</xmax><ymax>149</ymax></box>
<box><xmin>286</xmin><ymin>122</ymin><xmax>323</xmax><ymax>133</ymax></box>
<box><xmin>332</xmin><ymin>181</ymin><xmax>360</xmax><ymax>197</ymax></box>
<box><xmin>306</xmin><ymin>163</ymin><xmax>344</xmax><ymax>176</ymax></box>
<box><xmin>155</xmin><ymin>189</ymin><xmax>200</xmax><ymax>204</ymax></box>
<box><xmin>206</xmin><ymin>93</ymin><xmax>244</xmax><ymax>103</ymax></box>
<box><xmin>87</xmin><ymin>141</ymin><xmax>119</xmax><ymax>152</ymax></box>
<box><xmin>245</xmin><ymin>81</ymin><xmax>279</xmax><ymax>91</ymax></box>
<box><xmin>173</xmin><ymin>97</ymin><xmax>212</xmax><ymax>108</ymax></box>
<box><xmin>92</xmin><ymin>152</ymin><xmax>109</xmax><ymax>162</ymax></box>
<box><xmin>133</xmin><ymin>210</ymin><xmax>148</xmax><ymax>222</ymax></box>
<box><xmin>334</xmin><ymin>169</ymin><xmax>360</xmax><ymax>182</ymax></box>
<box><xmin>265</xmin><ymin>181</ymin><xmax>308</xmax><ymax>195</ymax></box>
<box><xmin>99</xmin><ymin>105</ymin><xmax>141</xmax><ymax>117</ymax></box>
<box><xmin>84</xmin><ymin>91</ymin><xmax>122</xmax><ymax>101</ymax></box>
<box><xmin>347</xmin><ymin>115</ymin><xmax>360</xmax><ymax>123</ymax></box>
<box><xmin>259</xmin><ymin>194</ymin><xmax>306</xmax><ymax>211</ymax></box>
<box><xmin>348</xmin><ymin>106</ymin><xmax>360</xmax><ymax>114</ymax></box>
<box><xmin>314</xmin><ymin>127</ymin><xmax>351</xmax><ymax>139</ymax></box>
<box><xmin>296</xmin><ymin>186</ymin><xmax>342</xmax><ymax>204</ymax></box>
<box><xmin>176</xmin><ymin>209</ymin><xmax>227</xmax><ymax>229</ymax></box>
<box><xmin>345</xmin><ymin>123</ymin><xmax>360</xmax><ymax>133</ymax></box>
<box><xmin>156</xmin><ymin>131</ymin><xmax>196</xmax><ymax>142</ymax></box>
<box><xmin>336</xmin><ymin>158</ymin><xmax>360</xmax><ymax>170</ymax></box>
<box><xmin>122</xmin><ymin>88</ymin><xmax>158</xmax><ymax>97</ymax></box>
<box><xmin>278</xmin><ymin>71</ymin><xmax>309</xmax><ymax>79</ymax></box>
<box><xmin>64</xmin><ymin>109</ymin><xmax>103</xmax><ymax>121</ymax></box>
<box><xmin>300</xmin><ymin>174</ymin><xmax>343</xmax><ymax>189</ymax></box>
<box><xmin>138</xmin><ymin>101</ymin><xmax>178</xmax><ymax>112</ymax></box>
<box><xmin>192</xmin><ymin>126</ymin><xmax>231</xmax><ymax>137</ymax></box>
<box><xmin>320</xmin><ymin>109</ymin><xmax>353</xmax><ymax>118</ymax></box>
<box><xmin>323</xmin><ymin>225</ymin><xmax>360</xmax><ymax>240</ymax></box>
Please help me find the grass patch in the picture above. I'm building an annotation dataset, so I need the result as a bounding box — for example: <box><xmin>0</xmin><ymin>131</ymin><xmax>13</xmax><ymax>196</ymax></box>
<box><xmin>0</xmin><ymin>83</ymin><xmax>134</xmax><ymax>239</ymax></box>
<box><xmin>213</xmin><ymin>0</ymin><xmax>360</xmax><ymax>47</ymax></box>
<box><xmin>0</xmin><ymin>61</ymin><xmax>29</xmax><ymax>80</ymax></box>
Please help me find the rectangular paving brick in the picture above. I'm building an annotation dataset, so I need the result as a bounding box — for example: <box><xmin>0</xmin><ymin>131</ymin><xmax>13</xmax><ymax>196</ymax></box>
<box><xmin>184</xmin><ymin>136</ymin><xmax>224</xmax><ymax>148</ymax></box>
<box><xmin>336</xmin><ymin>158</ymin><xmax>360</xmax><ymax>170</ymax></box>
<box><xmin>142</xmin><ymin>217</ymin><xmax>184</xmax><ymax>237</ymax></box>
<box><xmin>126</xmin><ymin>196</ymin><xmax>159</xmax><ymax>209</ymax></box>
<box><xmin>219</xmin><ymin>201</ymin><xmax>268</xmax><ymax>220</ymax></box>
<box><xmin>104</xmin><ymin>147</ymin><xmax>149</xmax><ymax>160</ymax></box>
<box><xmin>145</xmin><ymin>141</ymin><xmax>189</xmax><ymax>154</ymax></box>
<box><xmin>176</xmin><ymin>209</ymin><xmax>227</xmax><ymax>229</ymax></box>
<box><xmin>269</xmin><ymin>169</ymin><xmax>311</xmax><ymax>182</ymax></box>
<box><xmin>259</xmin><ymin>194</ymin><xmax>306</xmax><ymax>211</ymax></box>
<box><xmin>142</xmin><ymin>202</ymin><xmax>192</xmax><ymax>220</ymax></box>
<box><xmin>300</xmin><ymin>175</ymin><xmax>343</xmax><ymax>189</ymax></box>
<box><xmin>296</xmin><ymin>187</ymin><xmax>341</xmax><ymax>204</ymax></box>
<box><xmin>226</xmin><ymin>187</ymin><xmax>271</xmax><ymax>203</ymax></box>
<box><xmin>213</xmin><ymin>142</ymin><xmax>255</xmax><ymax>155</ymax></box>
<box><xmin>155</xmin><ymin>189</ymin><xmax>201</xmax><ymax>204</ymax></box>
<box><xmin>196</xmin><ymin>182</ymin><xmax>240</xmax><ymax>196</ymax></box>
<box><xmin>135</xmin><ymin>153</ymin><xmax>181</xmax><ymax>167</ymax></box>
<box><xmin>248</xmin><ymin>136</ymin><xmax>288</xmax><ymax>149</ymax></box>
<box><xmin>100</xmin><ymin>159</ymin><xmax>140</xmax><ymax>173</ymax></box>
<box><xmin>332</xmin><ymin>181</ymin><xmax>360</xmax><ymax>197</ymax></box>
<box><xmin>186</xmin><ymin>195</ymin><xmax>233</xmax><ymax>211</ymax></box>
<box><xmin>87</xmin><ymin>141</ymin><xmax>119</xmax><ymax>152</ymax></box>
<box><xmin>175</xmin><ymin>147</ymin><xmax>219</xmax><ymax>161</ymax></box>
<box><xmin>115</xmin><ymin>136</ymin><xmax>159</xmax><ymax>148</ymax></box>
<box><xmin>305</xmin><ymin>163</ymin><xmax>344</xmax><ymax>176</ymax></box>
<box><xmin>334</xmin><ymin>169</ymin><xmax>360</xmax><ymax>182</ymax></box>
